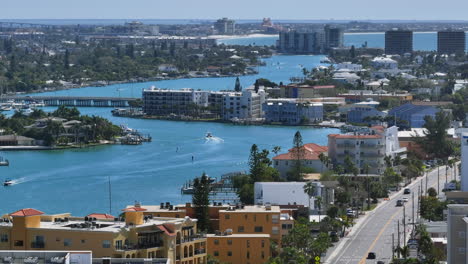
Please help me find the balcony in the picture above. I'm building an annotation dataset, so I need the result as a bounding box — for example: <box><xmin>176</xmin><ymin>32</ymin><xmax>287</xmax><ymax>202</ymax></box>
<box><xmin>194</xmin><ymin>249</ymin><xmax>206</xmax><ymax>255</ymax></box>
<box><xmin>360</xmin><ymin>143</ymin><xmax>384</xmax><ymax>148</ymax></box>
<box><xmin>115</xmin><ymin>242</ymin><xmax>163</xmax><ymax>251</ymax></box>
<box><xmin>178</xmin><ymin>235</ymin><xmax>206</xmax><ymax>244</ymax></box>
<box><xmin>30</xmin><ymin>242</ymin><xmax>45</xmax><ymax>249</ymax></box>
<box><xmin>360</xmin><ymin>153</ymin><xmax>384</xmax><ymax>158</ymax></box>
<box><xmin>336</xmin><ymin>143</ymin><xmax>354</xmax><ymax>148</ymax></box>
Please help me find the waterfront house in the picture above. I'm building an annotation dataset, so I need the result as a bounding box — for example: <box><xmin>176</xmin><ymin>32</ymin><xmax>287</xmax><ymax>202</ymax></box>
<box><xmin>371</xmin><ymin>56</ymin><xmax>398</xmax><ymax>69</ymax></box>
<box><xmin>272</xmin><ymin>143</ymin><xmax>328</xmax><ymax>178</ymax></box>
<box><xmin>157</xmin><ymin>64</ymin><xmax>178</xmax><ymax>73</ymax></box>
<box><xmin>0</xmin><ymin>206</ymin><xmax>207</xmax><ymax>264</ymax></box>
<box><xmin>0</xmin><ymin>135</ymin><xmax>35</xmax><ymax>146</ymax></box>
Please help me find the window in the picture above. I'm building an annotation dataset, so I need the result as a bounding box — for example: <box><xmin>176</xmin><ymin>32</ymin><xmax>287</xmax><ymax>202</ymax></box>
<box><xmin>14</xmin><ymin>240</ymin><xmax>23</xmax><ymax>247</ymax></box>
<box><xmin>272</xmin><ymin>226</ymin><xmax>279</xmax><ymax>235</ymax></box>
<box><xmin>266</xmin><ymin>215</ymin><xmax>269</xmax><ymax>222</ymax></box>
<box><xmin>238</xmin><ymin>226</ymin><xmax>244</xmax><ymax>233</ymax></box>
<box><xmin>81</xmin><ymin>239</ymin><xmax>86</xmax><ymax>244</ymax></box>
<box><xmin>262</xmin><ymin>251</ymin><xmax>265</xmax><ymax>259</ymax></box>
<box><xmin>61</xmin><ymin>238</ymin><xmax>71</xmax><ymax>247</ymax></box>
<box><xmin>458</xmin><ymin>247</ymin><xmax>466</xmax><ymax>254</ymax></box>
<box><xmin>214</xmin><ymin>251</ymin><xmax>219</xmax><ymax>257</ymax></box>
<box><xmin>227</xmin><ymin>251</ymin><xmax>232</xmax><ymax>257</ymax></box>
<box><xmin>227</xmin><ymin>240</ymin><xmax>232</xmax><ymax>245</ymax></box>
<box><xmin>254</xmin><ymin>226</ymin><xmax>263</xmax><ymax>232</ymax></box>
<box><xmin>225</xmin><ymin>214</ymin><xmax>230</xmax><ymax>220</ymax></box>
<box><xmin>115</xmin><ymin>240</ymin><xmax>123</xmax><ymax>249</ymax></box>
<box><xmin>458</xmin><ymin>231</ymin><xmax>466</xmax><ymax>238</ymax></box>
<box><xmin>214</xmin><ymin>239</ymin><xmax>219</xmax><ymax>245</ymax></box>
<box><xmin>0</xmin><ymin>234</ymin><xmax>8</xmax><ymax>243</ymax></box>
<box><xmin>254</xmin><ymin>215</ymin><xmax>257</xmax><ymax>222</ymax></box>
<box><xmin>247</xmin><ymin>240</ymin><xmax>250</xmax><ymax>248</ymax></box>
<box><xmin>262</xmin><ymin>240</ymin><xmax>265</xmax><ymax>248</ymax></box>
<box><xmin>282</xmin><ymin>224</ymin><xmax>287</xmax><ymax>230</ymax></box>
<box><xmin>272</xmin><ymin>214</ymin><xmax>279</xmax><ymax>224</ymax></box>
<box><xmin>247</xmin><ymin>251</ymin><xmax>250</xmax><ymax>259</ymax></box>
<box><xmin>244</xmin><ymin>214</ymin><xmax>248</xmax><ymax>220</ymax></box>
<box><xmin>102</xmin><ymin>240</ymin><xmax>111</xmax><ymax>248</ymax></box>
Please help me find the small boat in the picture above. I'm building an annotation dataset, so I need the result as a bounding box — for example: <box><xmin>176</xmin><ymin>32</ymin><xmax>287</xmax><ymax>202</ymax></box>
<box><xmin>205</xmin><ymin>132</ymin><xmax>213</xmax><ymax>139</ymax></box>
<box><xmin>0</xmin><ymin>106</ymin><xmax>12</xmax><ymax>111</ymax></box>
<box><xmin>3</xmin><ymin>179</ymin><xmax>13</xmax><ymax>186</ymax></box>
<box><xmin>0</xmin><ymin>157</ymin><xmax>9</xmax><ymax>166</ymax></box>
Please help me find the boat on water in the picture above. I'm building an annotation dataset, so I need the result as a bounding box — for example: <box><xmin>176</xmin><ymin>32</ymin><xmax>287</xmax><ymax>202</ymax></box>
<box><xmin>3</xmin><ymin>179</ymin><xmax>12</xmax><ymax>186</ymax></box>
<box><xmin>0</xmin><ymin>157</ymin><xmax>9</xmax><ymax>166</ymax></box>
<box><xmin>205</xmin><ymin>132</ymin><xmax>213</xmax><ymax>139</ymax></box>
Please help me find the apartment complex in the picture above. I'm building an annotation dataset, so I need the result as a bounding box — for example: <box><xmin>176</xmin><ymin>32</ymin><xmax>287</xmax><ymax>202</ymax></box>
<box><xmin>324</xmin><ymin>25</ymin><xmax>344</xmax><ymax>50</ymax></box>
<box><xmin>385</xmin><ymin>30</ymin><xmax>413</xmax><ymax>55</ymax></box>
<box><xmin>142</xmin><ymin>87</ymin><xmax>266</xmax><ymax>121</ymax></box>
<box><xmin>206</xmin><ymin>233</ymin><xmax>270</xmax><ymax>264</ymax></box>
<box><xmin>447</xmin><ymin>204</ymin><xmax>468</xmax><ymax>264</ymax></box>
<box><xmin>214</xmin><ymin>18</ymin><xmax>235</xmax><ymax>35</ymax></box>
<box><xmin>388</xmin><ymin>102</ymin><xmax>442</xmax><ymax>128</ymax></box>
<box><xmin>263</xmin><ymin>99</ymin><xmax>323</xmax><ymax>125</ymax></box>
<box><xmin>277</xmin><ymin>26</ymin><xmax>343</xmax><ymax>54</ymax></box>
<box><xmin>218</xmin><ymin>205</ymin><xmax>282</xmax><ymax>245</ymax></box>
<box><xmin>438</xmin><ymin>31</ymin><xmax>466</xmax><ymax>54</ymax></box>
<box><xmin>0</xmin><ymin>207</ymin><xmax>207</xmax><ymax>264</ymax></box>
<box><xmin>278</xmin><ymin>31</ymin><xmax>320</xmax><ymax>54</ymax></box>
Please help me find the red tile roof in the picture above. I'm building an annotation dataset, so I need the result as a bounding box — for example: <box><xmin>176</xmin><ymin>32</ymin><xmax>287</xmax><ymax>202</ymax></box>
<box><xmin>122</xmin><ymin>207</ymin><xmax>147</xmax><ymax>212</ymax></box>
<box><xmin>86</xmin><ymin>213</ymin><xmax>115</xmax><ymax>219</ymax></box>
<box><xmin>273</xmin><ymin>143</ymin><xmax>328</xmax><ymax>161</ymax></box>
<box><xmin>328</xmin><ymin>134</ymin><xmax>382</xmax><ymax>139</ymax></box>
<box><xmin>370</xmin><ymin>125</ymin><xmax>385</xmax><ymax>133</ymax></box>
<box><xmin>10</xmin><ymin>208</ymin><xmax>44</xmax><ymax>217</ymax></box>
<box><xmin>157</xmin><ymin>224</ymin><xmax>176</xmax><ymax>237</ymax></box>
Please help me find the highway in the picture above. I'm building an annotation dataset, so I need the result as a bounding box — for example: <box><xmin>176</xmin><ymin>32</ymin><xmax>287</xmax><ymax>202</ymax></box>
<box><xmin>324</xmin><ymin>165</ymin><xmax>455</xmax><ymax>264</ymax></box>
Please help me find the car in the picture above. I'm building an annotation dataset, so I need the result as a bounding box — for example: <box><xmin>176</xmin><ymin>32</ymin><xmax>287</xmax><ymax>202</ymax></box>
<box><xmin>402</xmin><ymin>197</ymin><xmax>409</xmax><ymax>203</ymax></box>
<box><xmin>367</xmin><ymin>252</ymin><xmax>376</xmax><ymax>259</ymax></box>
<box><xmin>404</xmin><ymin>188</ymin><xmax>411</xmax><ymax>194</ymax></box>
<box><xmin>377</xmin><ymin>261</ymin><xmax>385</xmax><ymax>264</ymax></box>
<box><xmin>396</xmin><ymin>200</ymin><xmax>404</xmax><ymax>207</ymax></box>
<box><xmin>346</xmin><ymin>209</ymin><xmax>356</xmax><ymax>217</ymax></box>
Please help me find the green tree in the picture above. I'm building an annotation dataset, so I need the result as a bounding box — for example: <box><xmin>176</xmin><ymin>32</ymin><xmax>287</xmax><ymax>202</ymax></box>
<box><xmin>418</xmin><ymin>111</ymin><xmax>455</xmax><ymax>162</ymax></box>
<box><xmin>303</xmin><ymin>181</ymin><xmax>316</xmax><ymax>214</ymax></box>
<box><xmin>192</xmin><ymin>172</ymin><xmax>211</xmax><ymax>232</ymax></box>
<box><xmin>289</xmin><ymin>131</ymin><xmax>305</xmax><ymax>181</ymax></box>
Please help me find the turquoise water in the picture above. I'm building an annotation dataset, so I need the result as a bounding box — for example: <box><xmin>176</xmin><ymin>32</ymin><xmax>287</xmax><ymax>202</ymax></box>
<box><xmin>2</xmin><ymin>54</ymin><xmax>337</xmax><ymax>216</ymax></box>
<box><xmin>219</xmin><ymin>32</ymin><xmax>468</xmax><ymax>51</ymax></box>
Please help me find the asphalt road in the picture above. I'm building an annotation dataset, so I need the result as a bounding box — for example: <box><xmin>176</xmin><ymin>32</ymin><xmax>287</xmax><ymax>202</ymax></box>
<box><xmin>324</xmin><ymin>165</ymin><xmax>455</xmax><ymax>264</ymax></box>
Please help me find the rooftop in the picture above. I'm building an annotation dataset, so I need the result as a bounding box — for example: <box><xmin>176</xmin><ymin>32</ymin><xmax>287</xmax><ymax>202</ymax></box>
<box><xmin>219</xmin><ymin>205</ymin><xmax>280</xmax><ymax>213</ymax></box>
<box><xmin>328</xmin><ymin>134</ymin><xmax>382</xmax><ymax>139</ymax></box>
<box><xmin>273</xmin><ymin>143</ymin><xmax>328</xmax><ymax>161</ymax></box>
<box><xmin>206</xmin><ymin>234</ymin><xmax>270</xmax><ymax>238</ymax></box>
<box><xmin>10</xmin><ymin>208</ymin><xmax>44</xmax><ymax>217</ymax></box>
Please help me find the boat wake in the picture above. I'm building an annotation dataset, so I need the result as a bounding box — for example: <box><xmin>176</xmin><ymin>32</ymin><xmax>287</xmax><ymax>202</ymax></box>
<box><xmin>7</xmin><ymin>178</ymin><xmax>28</xmax><ymax>185</ymax></box>
<box><xmin>205</xmin><ymin>136</ymin><xmax>224</xmax><ymax>143</ymax></box>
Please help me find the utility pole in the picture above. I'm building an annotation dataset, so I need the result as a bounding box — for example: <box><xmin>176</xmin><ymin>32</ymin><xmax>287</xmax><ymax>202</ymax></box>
<box><xmin>403</xmin><ymin>207</ymin><xmax>406</xmax><ymax>247</ymax></box>
<box><xmin>397</xmin><ymin>220</ymin><xmax>401</xmax><ymax>259</ymax></box>
<box><xmin>392</xmin><ymin>233</ymin><xmax>395</xmax><ymax>260</ymax></box>
<box><xmin>437</xmin><ymin>162</ymin><xmax>440</xmax><ymax>193</ymax></box>
<box><xmin>412</xmin><ymin>192</ymin><xmax>415</xmax><ymax>232</ymax></box>
<box><xmin>425</xmin><ymin>172</ymin><xmax>428</xmax><ymax>195</ymax></box>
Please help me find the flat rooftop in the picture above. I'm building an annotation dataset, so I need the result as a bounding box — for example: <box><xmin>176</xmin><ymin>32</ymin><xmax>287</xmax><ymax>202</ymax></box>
<box><xmin>206</xmin><ymin>234</ymin><xmax>270</xmax><ymax>238</ymax></box>
<box><xmin>219</xmin><ymin>205</ymin><xmax>280</xmax><ymax>213</ymax></box>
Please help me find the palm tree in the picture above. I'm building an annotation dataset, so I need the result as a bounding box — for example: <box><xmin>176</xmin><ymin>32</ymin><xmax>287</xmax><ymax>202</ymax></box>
<box><xmin>303</xmin><ymin>181</ymin><xmax>316</xmax><ymax>215</ymax></box>
<box><xmin>315</xmin><ymin>196</ymin><xmax>323</xmax><ymax>222</ymax></box>
<box><xmin>272</xmin><ymin>146</ymin><xmax>281</xmax><ymax>156</ymax></box>
<box><xmin>318</xmin><ymin>152</ymin><xmax>326</xmax><ymax>173</ymax></box>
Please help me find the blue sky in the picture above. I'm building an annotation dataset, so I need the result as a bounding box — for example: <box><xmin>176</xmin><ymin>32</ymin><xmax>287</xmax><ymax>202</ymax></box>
<box><xmin>2</xmin><ymin>0</ymin><xmax>468</xmax><ymax>20</ymax></box>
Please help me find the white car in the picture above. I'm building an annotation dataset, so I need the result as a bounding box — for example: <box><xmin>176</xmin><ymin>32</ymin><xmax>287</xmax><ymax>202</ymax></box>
<box><xmin>402</xmin><ymin>197</ymin><xmax>409</xmax><ymax>203</ymax></box>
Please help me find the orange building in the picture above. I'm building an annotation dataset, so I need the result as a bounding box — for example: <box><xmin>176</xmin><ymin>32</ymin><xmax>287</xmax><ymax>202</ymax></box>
<box><xmin>0</xmin><ymin>207</ymin><xmax>206</xmax><ymax>264</ymax></box>
<box><xmin>218</xmin><ymin>205</ymin><xmax>281</xmax><ymax>244</ymax></box>
<box><xmin>207</xmin><ymin>233</ymin><xmax>270</xmax><ymax>264</ymax></box>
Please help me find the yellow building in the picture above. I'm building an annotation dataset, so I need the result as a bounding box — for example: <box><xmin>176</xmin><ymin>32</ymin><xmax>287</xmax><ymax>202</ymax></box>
<box><xmin>218</xmin><ymin>205</ymin><xmax>281</xmax><ymax>244</ymax></box>
<box><xmin>0</xmin><ymin>207</ymin><xmax>206</xmax><ymax>264</ymax></box>
<box><xmin>206</xmin><ymin>233</ymin><xmax>270</xmax><ymax>264</ymax></box>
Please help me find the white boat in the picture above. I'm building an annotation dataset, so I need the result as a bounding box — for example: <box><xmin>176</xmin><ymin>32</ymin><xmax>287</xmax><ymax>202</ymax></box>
<box><xmin>3</xmin><ymin>179</ymin><xmax>12</xmax><ymax>186</ymax></box>
<box><xmin>21</xmin><ymin>108</ymin><xmax>34</xmax><ymax>115</ymax></box>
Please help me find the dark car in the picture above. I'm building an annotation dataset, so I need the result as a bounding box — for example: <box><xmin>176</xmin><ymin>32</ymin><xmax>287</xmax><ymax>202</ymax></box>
<box><xmin>367</xmin><ymin>252</ymin><xmax>376</xmax><ymax>259</ymax></box>
<box><xmin>396</xmin><ymin>200</ymin><xmax>404</xmax><ymax>207</ymax></box>
<box><xmin>377</xmin><ymin>261</ymin><xmax>385</xmax><ymax>264</ymax></box>
<box><xmin>404</xmin><ymin>188</ymin><xmax>411</xmax><ymax>194</ymax></box>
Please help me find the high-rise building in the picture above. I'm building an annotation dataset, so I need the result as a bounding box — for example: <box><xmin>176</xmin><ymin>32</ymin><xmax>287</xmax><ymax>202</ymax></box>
<box><xmin>385</xmin><ymin>30</ymin><xmax>413</xmax><ymax>55</ymax></box>
<box><xmin>278</xmin><ymin>31</ymin><xmax>319</xmax><ymax>54</ymax></box>
<box><xmin>461</xmin><ymin>133</ymin><xmax>468</xmax><ymax>192</ymax></box>
<box><xmin>214</xmin><ymin>18</ymin><xmax>235</xmax><ymax>35</ymax></box>
<box><xmin>438</xmin><ymin>30</ymin><xmax>466</xmax><ymax>54</ymax></box>
<box><xmin>324</xmin><ymin>25</ymin><xmax>344</xmax><ymax>50</ymax></box>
